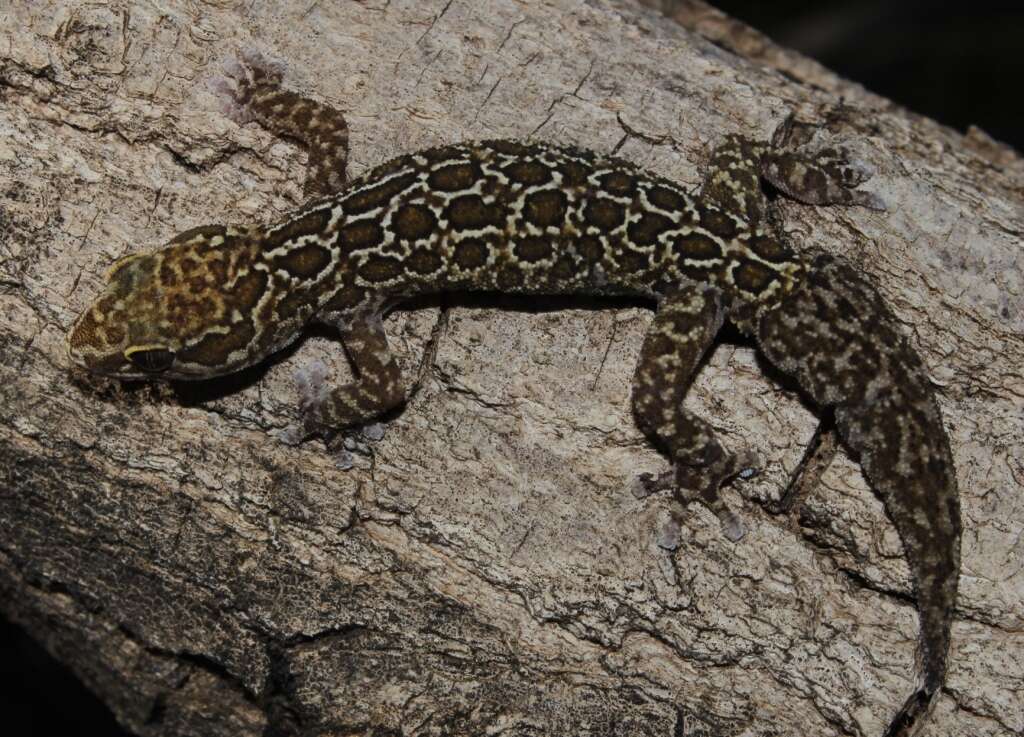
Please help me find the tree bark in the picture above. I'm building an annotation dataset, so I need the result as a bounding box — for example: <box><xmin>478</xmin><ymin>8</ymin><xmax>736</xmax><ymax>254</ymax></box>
<box><xmin>1</xmin><ymin>1</ymin><xmax>1022</xmax><ymax>736</ymax></box>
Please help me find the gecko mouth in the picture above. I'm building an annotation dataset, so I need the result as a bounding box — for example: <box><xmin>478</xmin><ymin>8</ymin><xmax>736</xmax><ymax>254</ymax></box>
<box><xmin>125</xmin><ymin>347</ymin><xmax>176</xmax><ymax>373</ymax></box>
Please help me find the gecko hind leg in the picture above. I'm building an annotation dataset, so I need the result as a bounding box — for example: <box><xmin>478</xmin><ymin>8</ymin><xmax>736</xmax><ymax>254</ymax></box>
<box><xmin>632</xmin><ymin>286</ymin><xmax>759</xmax><ymax>542</ymax></box>
<box><xmin>212</xmin><ymin>50</ymin><xmax>351</xmax><ymax>200</ymax></box>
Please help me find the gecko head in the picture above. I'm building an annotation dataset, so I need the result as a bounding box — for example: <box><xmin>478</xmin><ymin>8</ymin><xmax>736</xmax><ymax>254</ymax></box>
<box><xmin>67</xmin><ymin>225</ymin><xmax>268</xmax><ymax>380</ymax></box>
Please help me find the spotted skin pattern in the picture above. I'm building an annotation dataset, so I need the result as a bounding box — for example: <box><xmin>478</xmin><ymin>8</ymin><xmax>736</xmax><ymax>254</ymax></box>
<box><xmin>67</xmin><ymin>55</ymin><xmax>959</xmax><ymax>737</ymax></box>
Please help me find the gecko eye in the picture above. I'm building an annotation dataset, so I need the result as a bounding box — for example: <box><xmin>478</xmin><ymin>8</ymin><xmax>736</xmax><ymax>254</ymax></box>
<box><xmin>125</xmin><ymin>347</ymin><xmax>176</xmax><ymax>373</ymax></box>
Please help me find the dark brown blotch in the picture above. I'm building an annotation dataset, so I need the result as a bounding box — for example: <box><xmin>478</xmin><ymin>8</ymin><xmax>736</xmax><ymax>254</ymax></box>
<box><xmin>599</xmin><ymin>170</ymin><xmax>636</xmax><ymax>197</ymax></box>
<box><xmin>419</xmin><ymin>145</ymin><xmax>462</xmax><ymax>163</ymax></box>
<box><xmin>359</xmin><ymin>255</ymin><xmax>404</xmax><ymax>284</ymax></box>
<box><xmin>158</xmin><ymin>261</ymin><xmax>179</xmax><ymax>287</ymax></box>
<box><xmin>288</xmin><ymin>102</ymin><xmax>313</xmax><ymax>127</ymax></box>
<box><xmin>207</xmin><ymin>257</ymin><xmax>229</xmax><ymax>285</ymax></box>
<box><xmin>673</xmin><ymin>260</ymin><xmax>716</xmax><ymax>287</ymax></box>
<box><xmin>452</xmin><ymin>239</ymin><xmax>490</xmax><ymax>271</ymax></box>
<box><xmin>557</xmin><ymin>160</ymin><xmax>590</xmax><ymax>188</ymax></box>
<box><xmin>176</xmin><ymin>253</ymin><xmax>202</xmax><ymax>276</ymax></box>
<box><xmin>513</xmin><ymin>236</ymin><xmax>554</xmax><ymax>263</ymax></box>
<box><xmin>428</xmin><ymin>162</ymin><xmax>480</xmax><ymax>192</ymax></box>
<box><xmin>324</xmin><ymin>285</ymin><xmax>367</xmax><ymax>311</ymax></box>
<box><xmin>343</xmin><ymin>171</ymin><xmax>418</xmax><ymax>215</ymax></box>
<box><xmin>277</xmin><ymin>288</ymin><xmax>312</xmax><ymax>321</ymax></box>
<box><xmin>549</xmin><ymin>252</ymin><xmax>578</xmax><ymax>283</ymax></box>
<box><xmin>699</xmin><ymin>208</ymin><xmax>738</xmax><ymax>239</ymax></box>
<box><xmin>178</xmin><ymin>319</ymin><xmax>256</xmax><ymax>367</ymax></box>
<box><xmin>801</xmin><ymin>167</ymin><xmax>828</xmax><ymax>199</ymax></box>
<box><xmin>167</xmin><ymin>289</ymin><xmax>220</xmax><ymax>330</ymax></box>
<box><xmin>230</xmin><ymin>268</ymin><xmax>269</xmax><ymax>311</ymax></box>
<box><xmin>670</xmin><ymin>231</ymin><xmax>722</xmax><ymax>262</ymax></box>
<box><xmin>524</xmin><ymin>189</ymin><xmax>568</xmax><ymax>228</ymax></box>
<box><xmin>393</xmin><ymin>204</ymin><xmax>438</xmax><ymax>241</ymax></box>
<box><xmin>274</xmin><ymin>243</ymin><xmax>332</xmax><ymax>280</ymax></box>
<box><xmin>583</xmin><ymin>198</ymin><xmax>626</xmax><ymax>232</ymax></box>
<box><xmin>647</xmin><ymin>185</ymin><xmax>688</xmax><ymax>214</ymax></box>
<box><xmin>503</xmin><ymin>159</ymin><xmax>552</xmax><ymax>187</ymax></box>
<box><xmin>263</xmin><ymin>208</ymin><xmax>332</xmax><ymax>251</ymax></box>
<box><xmin>188</xmin><ymin>273</ymin><xmax>210</xmax><ymax>295</ymax></box>
<box><xmin>448</xmin><ymin>195</ymin><xmax>505</xmax><ymax>231</ymax></box>
<box><xmin>496</xmin><ymin>263</ymin><xmax>526</xmax><ymax>290</ymax></box>
<box><xmin>733</xmin><ymin>259</ymin><xmax>778</xmax><ymax>295</ymax></box>
<box><xmin>745</xmin><ymin>234</ymin><xmax>793</xmax><ymax>263</ymax></box>
<box><xmin>627</xmin><ymin>211</ymin><xmax>673</xmax><ymax>248</ymax></box>
<box><xmin>577</xmin><ymin>235</ymin><xmax>605</xmax><ymax>265</ymax></box>
<box><xmin>405</xmin><ymin>248</ymin><xmax>444</xmax><ymax>275</ymax></box>
<box><xmin>337</xmin><ymin>221</ymin><xmax>385</xmax><ymax>252</ymax></box>
<box><xmin>615</xmin><ymin>247</ymin><xmax>651</xmax><ymax>274</ymax></box>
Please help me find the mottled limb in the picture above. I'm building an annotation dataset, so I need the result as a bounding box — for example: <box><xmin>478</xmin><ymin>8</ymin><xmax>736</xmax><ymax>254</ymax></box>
<box><xmin>297</xmin><ymin>313</ymin><xmax>406</xmax><ymax>434</ymax></box>
<box><xmin>632</xmin><ymin>286</ymin><xmax>758</xmax><ymax>542</ymax></box>
<box><xmin>699</xmin><ymin>134</ymin><xmax>771</xmax><ymax>225</ymax></box>
<box><xmin>213</xmin><ymin>50</ymin><xmax>351</xmax><ymax>199</ymax></box>
<box><xmin>760</xmin><ymin>115</ymin><xmax>886</xmax><ymax>210</ymax></box>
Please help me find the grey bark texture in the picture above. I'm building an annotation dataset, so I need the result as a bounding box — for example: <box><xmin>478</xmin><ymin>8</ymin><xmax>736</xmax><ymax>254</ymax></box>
<box><xmin>1</xmin><ymin>1</ymin><xmax>1022</xmax><ymax>736</ymax></box>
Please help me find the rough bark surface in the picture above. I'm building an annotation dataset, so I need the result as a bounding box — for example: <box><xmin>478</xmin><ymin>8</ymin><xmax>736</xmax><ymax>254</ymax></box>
<box><xmin>1</xmin><ymin>2</ymin><xmax>1022</xmax><ymax>736</ymax></box>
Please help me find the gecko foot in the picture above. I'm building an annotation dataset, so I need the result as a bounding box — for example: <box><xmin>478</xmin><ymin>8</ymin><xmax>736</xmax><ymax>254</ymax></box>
<box><xmin>208</xmin><ymin>49</ymin><xmax>285</xmax><ymax>126</ymax></box>
<box><xmin>293</xmin><ymin>359</ymin><xmax>332</xmax><ymax>437</ymax></box>
<box><xmin>632</xmin><ymin>449</ymin><xmax>760</xmax><ymax>542</ymax></box>
<box><xmin>287</xmin><ymin>360</ymin><xmax>389</xmax><ymax>459</ymax></box>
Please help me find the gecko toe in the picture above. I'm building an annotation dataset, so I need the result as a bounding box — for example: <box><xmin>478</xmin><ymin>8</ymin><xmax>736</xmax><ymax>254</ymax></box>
<box><xmin>631</xmin><ymin>470</ymin><xmax>675</xmax><ymax>499</ymax></box>
<box><xmin>294</xmin><ymin>360</ymin><xmax>332</xmax><ymax>436</ymax></box>
<box><xmin>674</xmin><ymin>448</ymin><xmax>758</xmax><ymax>541</ymax></box>
<box><xmin>210</xmin><ymin>49</ymin><xmax>288</xmax><ymax>126</ymax></box>
<box><xmin>853</xmin><ymin>190</ymin><xmax>888</xmax><ymax>211</ymax></box>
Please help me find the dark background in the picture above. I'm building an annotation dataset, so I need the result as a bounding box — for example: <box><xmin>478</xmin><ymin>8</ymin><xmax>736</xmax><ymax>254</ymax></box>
<box><xmin>2</xmin><ymin>2</ymin><xmax>1021</xmax><ymax>735</ymax></box>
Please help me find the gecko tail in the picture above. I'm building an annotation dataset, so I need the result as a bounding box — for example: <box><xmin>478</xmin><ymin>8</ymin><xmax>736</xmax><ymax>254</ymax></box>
<box><xmin>883</xmin><ymin>683</ymin><xmax>939</xmax><ymax>737</ymax></box>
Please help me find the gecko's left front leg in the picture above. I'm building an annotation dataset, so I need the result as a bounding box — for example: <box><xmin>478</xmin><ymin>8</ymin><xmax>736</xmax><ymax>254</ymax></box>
<box><xmin>296</xmin><ymin>312</ymin><xmax>406</xmax><ymax>435</ymax></box>
<box><xmin>632</xmin><ymin>285</ymin><xmax>758</xmax><ymax>542</ymax></box>
<box><xmin>215</xmin><ymin>51</ymin><xmax>350</xmax><ymax>200</ymax></box>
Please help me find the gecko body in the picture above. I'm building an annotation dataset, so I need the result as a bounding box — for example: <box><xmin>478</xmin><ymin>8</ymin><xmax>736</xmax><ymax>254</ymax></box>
<box><xmin>67</xmin><ymin>57</ymin><xmax>960</xmax><ymax>737</ymax></box>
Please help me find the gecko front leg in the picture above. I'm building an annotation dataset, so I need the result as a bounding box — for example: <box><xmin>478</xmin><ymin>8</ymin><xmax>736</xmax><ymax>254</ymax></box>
<box><xmin>296</xmin><ymin>311</ymin><xmax>407</xmax><ymax>438</ymax></box>
<box><xmin>213</xmin><ymin>54</ymin><xmax>401</xmax><ymax>442</ymax></box>
<box><xmin>214</xmin><ymin>50</ymin><xmax>351</xmax><ymax>199</ymax></box>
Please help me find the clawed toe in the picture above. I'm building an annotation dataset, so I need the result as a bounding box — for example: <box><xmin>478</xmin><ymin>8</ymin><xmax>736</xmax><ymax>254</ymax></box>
<box><xmin>293</xmin><ymin>360</ymin><xmax>331</xmax><ymax>436</ymax></box>
<box><xmin>631</xmin><ymin>470</ymin><xmax>675</xmax><ymax>499</ymax></box>
<box><xmin>632</xmin><ymin>449</ymin><xmax>758</xmax><ymax>542</ymax></box>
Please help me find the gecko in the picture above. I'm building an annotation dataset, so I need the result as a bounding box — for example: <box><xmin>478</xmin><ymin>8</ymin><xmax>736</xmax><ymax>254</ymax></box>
<box><xmin>66</xmin><ymin>55</ymin><xmax>960</xmax><ymax>737</ymax></box>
